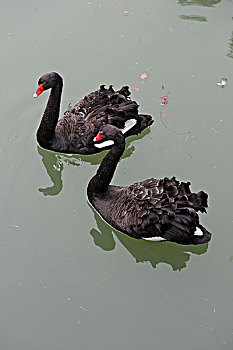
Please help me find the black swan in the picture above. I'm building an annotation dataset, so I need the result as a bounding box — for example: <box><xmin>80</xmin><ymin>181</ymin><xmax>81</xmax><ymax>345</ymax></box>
<box><xmin>33</xmin><ymin>72</ymin><xmax>153</xmax><ymax>154</ymax></box>
<box><xmin>87</xmin><ymin>125</ymin><xmax>212</xmax><ymax>245</ymax></box>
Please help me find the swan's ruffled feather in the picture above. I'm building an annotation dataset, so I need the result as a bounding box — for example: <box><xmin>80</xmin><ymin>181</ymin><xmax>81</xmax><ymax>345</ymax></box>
<box><xmin>92</xmin><ymin>177</ymin><xmax>211</xmax><ymax>245</ymax></box>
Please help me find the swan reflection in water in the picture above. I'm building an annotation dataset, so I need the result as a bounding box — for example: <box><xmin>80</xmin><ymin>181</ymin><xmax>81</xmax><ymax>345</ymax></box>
<box><xmin>89</xmin><ymin>203</ymin><xmax>209</xmax><ymax>271</ymax></box>
<box><xmin>37</xmin><ymin>127</ymin><xmax>151</xmax><ymax>196</ymax></box>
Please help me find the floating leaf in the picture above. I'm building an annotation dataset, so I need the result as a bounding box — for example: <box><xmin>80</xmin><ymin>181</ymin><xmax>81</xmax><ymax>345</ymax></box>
<box><xmin>185</xmin><ymin>131</ymin><xmax>191</xmax><ymax>143</ymax></box>
<box><xmin>216</xmin><ymin>78</ymin><xmax>227</xmax><ymax>87</ymax></box>
<box><xmin>140</xmin><ymin>73</ymin><xmax>147</xmax><ymax>80</ymax></box>
<box><xmin>133</xmin><ymin>87</ymin><xmax>139</xmax><ymax>93</ymax></box>
<box><xmin>160</xmin><ymin>96</ymin><xmax>168</xmax><ymax>106</ymax></box>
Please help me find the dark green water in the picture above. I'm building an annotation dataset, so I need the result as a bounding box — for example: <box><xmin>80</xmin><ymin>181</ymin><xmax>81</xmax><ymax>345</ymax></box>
<box><xmin>1</xmin><ymin>0</ymin><xmax>233</xmax><ymax>349</ymax></box>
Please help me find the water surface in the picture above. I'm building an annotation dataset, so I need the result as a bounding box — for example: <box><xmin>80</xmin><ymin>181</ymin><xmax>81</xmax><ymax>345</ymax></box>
<box><xmin>1</xmin><ymin>0</ymin><xmax>233</xmax><ymax>349</ymax></box>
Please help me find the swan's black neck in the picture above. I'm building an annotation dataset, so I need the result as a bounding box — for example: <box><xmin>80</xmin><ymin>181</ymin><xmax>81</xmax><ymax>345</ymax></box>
<box><xmin>37</xmin><ymin>76</ymin><xmax>63</xmax><ymax>148</ymax></box>
<box><xmin>87</xmin><ymin>134</ymin><xmax>125</xmax><ymax>197</ymax></box>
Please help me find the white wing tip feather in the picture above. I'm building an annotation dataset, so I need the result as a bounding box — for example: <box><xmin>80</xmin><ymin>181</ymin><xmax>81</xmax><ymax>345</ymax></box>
<box><xmin>194</xmin><ymin>227</ymin><xmax>203</xmax><ymax>236</ymax></box>
<box><xmin>142</xmin><ymin>236</ymin><xmax>166</xmax><ymax>242</ymax></box>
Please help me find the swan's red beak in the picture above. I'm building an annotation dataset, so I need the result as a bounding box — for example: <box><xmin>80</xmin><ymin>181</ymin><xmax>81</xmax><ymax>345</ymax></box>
<box><xmin>33</xmin><ymin>83</ymin><xmax>44</xmax><ymax>98</ymax></box>
<box><xmin>93</xmin><ymin>131</ymin><xmax>103</xmax><ymax>142</ymax></box>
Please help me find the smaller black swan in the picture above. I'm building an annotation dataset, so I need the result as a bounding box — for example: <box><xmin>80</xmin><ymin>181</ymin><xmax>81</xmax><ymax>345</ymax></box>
<box><xmin>87</xmin><ymin>125</ymin><xmax>212</xmax><ymax>245</ymax></box>
<box><xmin>33</xmin><ymin>72</ymin><xmax>153</xmax><ymax>154</ymax></box>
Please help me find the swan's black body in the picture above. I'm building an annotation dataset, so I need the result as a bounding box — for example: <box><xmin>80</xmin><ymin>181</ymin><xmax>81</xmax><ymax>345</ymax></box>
<box><xmin>35</xmin><ymin>72</ymin><xmax>153</xmax><ymax>154</ymax></box>
<box><xmin>87</xmin><ymin>125</ymin><xmax>212</xmax><ymax>245</ymax></box>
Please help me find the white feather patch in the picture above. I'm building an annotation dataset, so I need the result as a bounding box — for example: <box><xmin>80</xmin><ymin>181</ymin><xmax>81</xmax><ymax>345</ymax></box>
<box><xmin>194</xmin><ymin>227</ymin><xmax>203</xmax><ymax>236</ymax></box>
<box><xmin>121</xmin><ymin>119</ymin><xmax>137</xmax><ymax>134</ymax></box>
<box><xmin>94</xmin><ymin>119</ymin><xmax>137</xmax><ymax>148</ymax></box>
<box><xmin>142</xmin><ymin>236</ymin><xmax>166</xmax><ymax>242</ymax></box>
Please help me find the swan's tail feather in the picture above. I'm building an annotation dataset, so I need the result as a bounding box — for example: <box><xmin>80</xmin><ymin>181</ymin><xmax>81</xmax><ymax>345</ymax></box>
<box><xmin>188</xmin><ymin>190</ymin><xmax>208</xmax><ymax>213</ymax></box>
<box><xmin>139</xmin><ymin>114</ymin><xmax>154</xmax><ymax>129</ymax></box>
<box><xmin>99</xmin><ymin>85</ymin><xmax>153</xmax><ymax>133</ymax></box>
<box><xmin>124</xmin><ymin>114</ymin><xmax>154</xmax><ymax>136</ymax></box>
<box><xmin>118</xmin><ymin>86</ymin><xmax>131</xmax><ymax>97</ymax></box>
<box><xmin>191</xmin><ymin>225</ymin><xmax>212</xmax><ymax>245</ymax></box>
<box><xmin>162</xmin><ymin>223</ymin><xmax>211</xmax><ymax>245</ymax></box>
<box><xmin>161</xmin><ymin>208</ymin><xmax>212</xmax><ymax>245</ymax></box>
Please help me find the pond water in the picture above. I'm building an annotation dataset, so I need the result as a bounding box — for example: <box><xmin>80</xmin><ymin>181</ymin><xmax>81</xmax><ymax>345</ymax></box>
<box><xmin>1</xmin><ymin>0</ymin><xmax>233</xmax><ymax>349</ymax></box>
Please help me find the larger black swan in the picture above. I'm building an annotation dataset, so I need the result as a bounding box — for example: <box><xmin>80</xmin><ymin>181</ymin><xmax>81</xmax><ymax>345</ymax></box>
<box><xmin>87</xmin><ymin>125</ymin><xmax>212</xmax><ymax>245</ymax></box>
<box><xmin>33</xmin><ymin>72</ymin><xmax>153</xmax><ymax>154</ymax></box>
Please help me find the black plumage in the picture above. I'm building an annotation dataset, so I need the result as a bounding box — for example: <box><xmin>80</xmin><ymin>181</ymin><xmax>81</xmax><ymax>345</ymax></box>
<box><xmin>87</xmin><ymin>125</ymin><xmax>212</xmax><ymax>245</ymax></box>
<box><xmin>34</xmin><ymin>72</ymin><xmax>153</xmax><ymax>154</ymax></box>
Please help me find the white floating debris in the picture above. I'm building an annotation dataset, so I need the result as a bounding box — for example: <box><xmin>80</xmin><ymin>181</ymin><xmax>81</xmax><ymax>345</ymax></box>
<box><xmin>216</xmin><ymin>78</ymin><xmax>227</xmax><ymax>87</ymax></box>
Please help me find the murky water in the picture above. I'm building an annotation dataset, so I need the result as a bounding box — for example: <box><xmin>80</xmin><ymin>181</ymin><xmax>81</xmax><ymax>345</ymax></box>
<box><xmin>1</xmin><ymin>0</ymin><xmax>233</xmax><ymax>349</ymax></box>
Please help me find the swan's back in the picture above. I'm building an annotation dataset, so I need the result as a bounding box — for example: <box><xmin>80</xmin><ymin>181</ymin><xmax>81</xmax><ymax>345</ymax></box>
<box><xmin>55</xmin><ymin>85</ymin><xmax>153</xmax><ymax>154</ymax></box>
<box><xmin>91</xmin><ymin>177</ymin><xmax>211</xmax><ymax>245</ymax></box>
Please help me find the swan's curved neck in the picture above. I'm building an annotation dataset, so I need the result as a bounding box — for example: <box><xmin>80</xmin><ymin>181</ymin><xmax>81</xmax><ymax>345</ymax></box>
<box><xmin>87</xmin><ymin>135</ymin><xmax>125</xmax><ymax>197</ymax></box>
<box><xmin>37</xmin><ymin>77</ymin><xmax>63</xmax><ymax>147</ymax></box>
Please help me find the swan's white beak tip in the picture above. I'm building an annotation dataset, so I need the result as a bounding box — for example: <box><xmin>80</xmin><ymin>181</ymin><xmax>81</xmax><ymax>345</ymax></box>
<box><xmin>33</xmin><ymin>93</ymin><xmax>38</xmax><ymax>98</ymax></box>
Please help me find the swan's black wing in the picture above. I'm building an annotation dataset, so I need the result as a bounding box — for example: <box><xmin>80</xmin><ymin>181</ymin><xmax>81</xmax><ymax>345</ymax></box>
<box><xmin>105</xmin><ymin>177</ymin><xmax>211</xmax><ymax>245</ymax></box>
<box><xmin>55</xmin><ymin>85</ymin><xmax>153</xmax><ymax>154</ymax></box>
<box><xmin>73</xmin><ymin>85</ymin><xmax>139</xmax><ymax>127</ymax></box>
